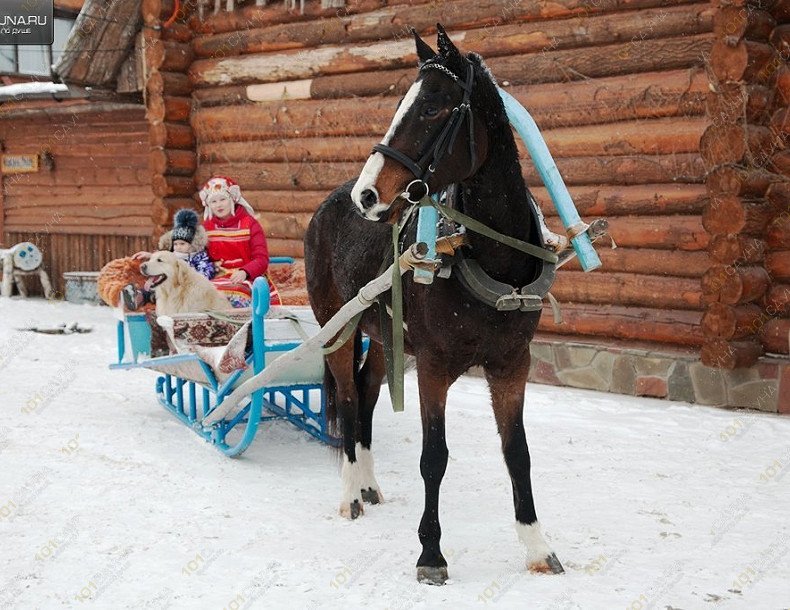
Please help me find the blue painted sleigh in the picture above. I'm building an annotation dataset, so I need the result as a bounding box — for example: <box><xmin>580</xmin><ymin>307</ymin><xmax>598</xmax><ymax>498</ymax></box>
<box><xmin>110</xmin><ymin>258</ymin><xmax>341</xmax><ymax>457</ymax></box>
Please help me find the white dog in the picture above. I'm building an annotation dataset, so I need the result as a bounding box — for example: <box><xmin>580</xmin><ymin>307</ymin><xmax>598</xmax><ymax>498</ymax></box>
<box><xmin>140</xmin><ymin>251</ymin><xmax>231</xmax><ymax>315</ymax></box>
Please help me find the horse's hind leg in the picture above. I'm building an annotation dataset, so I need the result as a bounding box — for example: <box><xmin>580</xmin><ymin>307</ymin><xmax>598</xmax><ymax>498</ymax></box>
<box><xmin>356</xmin><ymin>340</ymin><xmax>386</xmax><ymax>505</ymax></box>
<box><xmin>485</xmin><ymin>363</ymin><xmax>565</xmax><ymax>575</ymax></box>
<box><xmin>325</xmin><ymin>343</ymin><xmax>366</xmax><ymax>519</ymax></box>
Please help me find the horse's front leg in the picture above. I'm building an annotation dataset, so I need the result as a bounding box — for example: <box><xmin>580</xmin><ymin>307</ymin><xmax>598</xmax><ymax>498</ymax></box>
<box><xmin>415</xmin><ymin>357</ymin><xmax>453</xmax><ymax>585</ymax></box>
<box><xmin>356</xmin><ymin>340</ymin><xmax>386</xmax><ymax>505</ymax></box>
<box><xmin>486</xmin><ymin>363</ymin><xmax>565</xmax><ymax>575</ymax></box>
<box><xmin>326</xmin><ymin>344</ymin><xmax>364</xmax><ymax>519</ymax></box>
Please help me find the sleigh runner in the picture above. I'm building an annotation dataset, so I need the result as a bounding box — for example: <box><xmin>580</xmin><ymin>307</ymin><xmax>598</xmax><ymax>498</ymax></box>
<box><xmin>110</xmin><ymin>258</ymin><xmax>343</xmax><ymax>456</ymax></box>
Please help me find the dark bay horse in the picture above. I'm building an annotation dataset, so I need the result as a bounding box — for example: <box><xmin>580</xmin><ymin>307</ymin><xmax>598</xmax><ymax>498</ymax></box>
<box><xmin>304</xmin><ymin>25</ymin><xmax>564</xmax><ymax>584</ymax></box>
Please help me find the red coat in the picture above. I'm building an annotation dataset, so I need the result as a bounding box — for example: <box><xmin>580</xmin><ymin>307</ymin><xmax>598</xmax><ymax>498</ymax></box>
<box><xmin>203</xmin><ymin>207</ymin><xmax>270</xmax><ymax>281</ymax></box>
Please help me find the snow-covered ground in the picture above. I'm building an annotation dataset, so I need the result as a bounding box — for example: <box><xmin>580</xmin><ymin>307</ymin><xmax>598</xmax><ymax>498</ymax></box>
<box><xmin>1</xmin><ymin>297</ymin><xmax>789</xmax><ymax>610</ymax></box>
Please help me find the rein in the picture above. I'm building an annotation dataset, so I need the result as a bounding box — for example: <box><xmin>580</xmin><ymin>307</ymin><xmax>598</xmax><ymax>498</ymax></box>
<box><xmin>372</xmin><ymin>60</ymin><xmax>477</xmax><ymax>203</ymax></box>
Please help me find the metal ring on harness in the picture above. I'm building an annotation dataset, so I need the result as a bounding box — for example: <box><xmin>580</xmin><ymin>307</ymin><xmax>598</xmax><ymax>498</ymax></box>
<box><xmin>401</xmin><ymin>179</ymin><xmax>430</xmax><ymax>204</ymax></box>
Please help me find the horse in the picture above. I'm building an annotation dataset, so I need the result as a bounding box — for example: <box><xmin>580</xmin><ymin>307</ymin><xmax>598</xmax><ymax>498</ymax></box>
<box><xmin>304</xmin><ymin>25</ymin><xmax>565</xmax><ymax>584</ymax></box>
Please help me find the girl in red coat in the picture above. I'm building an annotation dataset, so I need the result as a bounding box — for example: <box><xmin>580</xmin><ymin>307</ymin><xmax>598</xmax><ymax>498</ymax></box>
<box><xmin>199</xmin><ymin>176</ymin><xmax>281</xmax><ymax>307</ymax></box>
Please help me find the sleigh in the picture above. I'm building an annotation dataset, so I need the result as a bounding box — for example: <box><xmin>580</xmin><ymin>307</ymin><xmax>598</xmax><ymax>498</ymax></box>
<box><xmin>110</xmin><ymin>258</ymin><xmax>342</xmax><ymax>457</ymax></box>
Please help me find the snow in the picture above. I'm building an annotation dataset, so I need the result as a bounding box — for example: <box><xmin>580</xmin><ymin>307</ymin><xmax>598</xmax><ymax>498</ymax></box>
<box><xmin>1</xmin><ymin>297</ymin><xmax>789</xmax><ymax>609</ymax></box>
<box><xmin>0</xmin><ymin>81</ymin><xmax>68</xmax><ymax>98</ymax></box>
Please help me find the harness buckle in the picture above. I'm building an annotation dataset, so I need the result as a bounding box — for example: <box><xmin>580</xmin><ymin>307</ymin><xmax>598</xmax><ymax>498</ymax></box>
<box><xmin>495</xmin><ymin>290</ymin><xmax>544</xmax><ymax>312</ymax></box>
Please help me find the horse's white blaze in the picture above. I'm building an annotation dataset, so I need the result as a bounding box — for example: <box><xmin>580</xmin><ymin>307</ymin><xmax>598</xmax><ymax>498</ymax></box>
<box><xmin>516</xmin><ymin>521</ymin><xmax>554</xmax><ymax>566</ymax></box>
<box><xmin>356</xmin><ymin>443</ymin><xmax>383</xmax><ymax>500</ymax></box>
<box><xmin>351</xmin><ymin>79</ymin><xmax>424</xmax><ymax>214</ymax></box>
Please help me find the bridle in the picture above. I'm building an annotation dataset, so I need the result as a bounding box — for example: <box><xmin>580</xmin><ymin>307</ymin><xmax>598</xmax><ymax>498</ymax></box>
<box><xmin>371</xmin><ymin>59</ymin><xmax>477</xmax><ymax>204</ymax></box>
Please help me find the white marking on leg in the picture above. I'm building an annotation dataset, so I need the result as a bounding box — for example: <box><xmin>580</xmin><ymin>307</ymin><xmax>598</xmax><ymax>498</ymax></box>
<box><xmin>356</xmin><ymin>443</ymin><xmax>384</xmax><ymax>501</ymax></box>
<box><xmin>516</xmin><ymin>521</ymin><xmax>554</xmax><ymax>567</ymax></box>
<box><xmin>351</xmin><ymin>79</ymin><xmax>424</xmax><ymax>211</ymax></box>
<box><xmin>339</xmin><ymin>453</ymin><xmax>365</xmax><ymax>518</ymax></box>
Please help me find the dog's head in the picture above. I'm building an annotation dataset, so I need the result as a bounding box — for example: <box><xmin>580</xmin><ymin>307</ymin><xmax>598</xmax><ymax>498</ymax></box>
<box><xmin>139</xmin><ymin>250</ymin><xmax>190</xmax><ymax>291</ymax></box>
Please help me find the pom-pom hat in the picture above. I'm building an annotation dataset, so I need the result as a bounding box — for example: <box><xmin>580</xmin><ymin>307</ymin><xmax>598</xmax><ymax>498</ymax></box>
<box><xmin>198</xmin><ymin>175</ymin><xmax>255</xmax><ymax>219</ymax></box>
<box><xmin>171</xmin><ymin>208</ymin><xmax>199</xmax><ymax>243</ymax></box>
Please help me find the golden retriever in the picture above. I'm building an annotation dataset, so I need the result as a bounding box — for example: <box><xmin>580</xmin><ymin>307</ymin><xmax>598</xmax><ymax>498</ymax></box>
<box><xmin>140</xmin><ymin>251</ymin><xmax>231</xmax><ymax>315</ymax></box>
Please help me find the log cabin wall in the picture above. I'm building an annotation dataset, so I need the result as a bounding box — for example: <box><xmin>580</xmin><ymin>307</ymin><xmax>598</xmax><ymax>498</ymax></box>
<box><xmin>700</xmin><ymin>0</ymin><xmax>788</xmax><ymax>369</ymax></box>
<box><xmin>763</xmin><ymin>4</ymin><xmax>790</xmax><ymax>357</ymax></box>
<box><xmin>188</xmin><ymin>0</ymin><xmax>716</xmax><ymax>350</ymax></box>
<box><xmin>144</xmin><ymin>0</ymin><xmax>199</xmax><ymax>236</ymax></box>
<box><xmin>0</xmin><ymin>107</ymin><xmax>153</xmax><ymax>294</ymax></box>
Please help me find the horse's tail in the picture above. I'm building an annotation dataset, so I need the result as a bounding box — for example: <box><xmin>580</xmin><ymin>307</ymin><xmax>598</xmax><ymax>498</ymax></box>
<box><xmin>324</xmin><ymin>329</ymin><xmax>365</xmax><ymax>450</ymax></box>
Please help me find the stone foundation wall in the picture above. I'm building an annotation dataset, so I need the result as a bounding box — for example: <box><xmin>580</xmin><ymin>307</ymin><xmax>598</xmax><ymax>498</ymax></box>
<box><xmin>524</xmin><ymin>335</ymin><xmax>790</xmax><ymax>414</ymax></box>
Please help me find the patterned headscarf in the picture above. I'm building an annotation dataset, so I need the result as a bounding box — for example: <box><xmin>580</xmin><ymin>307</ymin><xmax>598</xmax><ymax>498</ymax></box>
<box><xmin>198</xmin><ymin>175</ymin><xmax>255</xmax><ymax>220</ymax></box>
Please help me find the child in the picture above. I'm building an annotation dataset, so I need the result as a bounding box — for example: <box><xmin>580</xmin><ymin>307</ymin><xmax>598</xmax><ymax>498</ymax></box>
<box><xmin>161</xmin><ymin>208</ymin><xmax>215</xmax><ymax>280</ymax></box>
<box><xmin>122</xmin><ymin>208</ymin><xmax>214</xmax><ymax>310</ymax></box>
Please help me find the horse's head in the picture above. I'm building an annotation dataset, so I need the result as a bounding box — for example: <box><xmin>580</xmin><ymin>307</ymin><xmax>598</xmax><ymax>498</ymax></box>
<box><xmin>351</xmin><ymin>24</ymin><xmax>491</xmax><ymax>222</ymax></box>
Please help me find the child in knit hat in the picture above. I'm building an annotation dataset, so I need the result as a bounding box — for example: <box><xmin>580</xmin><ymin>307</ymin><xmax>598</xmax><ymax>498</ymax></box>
<box><xmin>160</xmin><ymin>208</ymin><xmax>215</xmax><ymax>280</ymax></box>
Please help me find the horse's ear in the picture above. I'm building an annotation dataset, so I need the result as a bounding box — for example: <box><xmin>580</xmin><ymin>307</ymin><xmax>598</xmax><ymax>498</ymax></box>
<box><xmin>412</xmin><ymin>27</ymin><xmax>436</xmax><ymax>64</ymax></box>
<box><xmin>436</xmin><ymin>23</ymin><xmax>460</xmax><ymax>58</ymax></box>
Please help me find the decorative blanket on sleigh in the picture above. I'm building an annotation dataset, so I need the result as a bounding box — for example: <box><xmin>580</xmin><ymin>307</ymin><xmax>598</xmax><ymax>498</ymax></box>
<box><xmin>110</xmin><ymin>275</ymin><xmax>336</xmax><ymax>456</ymax></box>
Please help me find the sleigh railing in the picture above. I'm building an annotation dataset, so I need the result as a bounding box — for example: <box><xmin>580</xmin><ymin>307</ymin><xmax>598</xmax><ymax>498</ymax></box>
<box><xmin>110</xmin><ymin>260</ymin><xmax>343</xmax><ymax>457</ymax></box>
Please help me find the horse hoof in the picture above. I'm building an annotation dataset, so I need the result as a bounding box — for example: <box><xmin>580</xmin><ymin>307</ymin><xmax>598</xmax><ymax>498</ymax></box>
<box><xmin>339</xmin><ymin>499</ymin><xmax>364</xmax><ymax>519</ymax></box>
<box><xmin>416</xmin><ymin>566</ymin><xmax>448</xmax><ymax>585</ymax></box>
<box><xmin>361</xmin><ymin>487</ymin><xmax>383</xmax><ymax>504</ymax></box>
<box><xmin>528</xmin><ymin>553</ymin><xmax>565</xmax><ymax>575</ymax></box>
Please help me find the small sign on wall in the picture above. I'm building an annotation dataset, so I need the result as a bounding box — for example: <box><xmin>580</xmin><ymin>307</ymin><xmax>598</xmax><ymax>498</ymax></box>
<box><xmin>1</xmin><ymin>154</ymin><xmax>38</xmax><ymax>173</ymax></box>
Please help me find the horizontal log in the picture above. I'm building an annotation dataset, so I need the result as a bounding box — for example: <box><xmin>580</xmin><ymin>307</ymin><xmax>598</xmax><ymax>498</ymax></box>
<box><xmin>770</xmin><ymin>150</ymin><xmax>790</xmax><ymax>176</ymax></box>
<box><xmin>146</xmin><ymin>71</ymin><xmax>192</xmax><ymax>98</ymax></box>
<box><xmin>699</xmin><ymin>124</ymin><xmax>775</xmax><ymax>166</ymax></box>
<box><xmin>706</xmin><ymin>165</ymin><xmax>780</xmax><ymax>196</ymax></box>
<box><xmin>536</xmin><ymin>303</ymin><xmax>703</xmax><ymax>346</ymax></box>
<box><xmin>193</xmin><ymin>77</ymin><xmax>708</xmax><ymax>138</ymax></box>
<box><xmin>193</xmin><ymin>3</ymin><xmax>712</xmax><ymax>60</ymax></box>
<box><xmin>709</xmin><ymin>234</ymin><xmax>765</xmax><ymax>264</ymax></box>
<box><xmin>702</xmin><ymin>196</ymin><xmax>774</xmax><ymax>234</ymax></box>
<box><xmin>194</xmin><ymin>0</ymin><xmax>384</xmax><ymax>35</ymax></box>
<box><xmin>560</xmin><ymin>248</ymin><xmax>711</xmax><ymax>278</ymax></box>
<box><xmin>243</xmin><ymin>190</ymin><xmax>327</xmax><ymax>213</ymax></box>
<box><xmin>149</xmin><ymin>149</ymin><xmax>197</xmax><ymax>176</ymax></box>
<box><xmin>701</xmin><ymin>338</ymin><xmax>763</xmax><ymax>368</ymax></box>
<box><xmin>161</xmin><ymin>22</ymin><xmax>192</xmax><ymax>44</ymax></box>
<box><xmin>161</xmin><ymin>40</ymin><xmax>194</xmax><ymax>73</ymax></box>
<box><xmin>760</xmin><ymin>317</ymin><xmax>790</xmax><ymax>354</ymax></box>
<box><xmin>195</xmin><ymin>154</ymin><xmax>707</xmax><ymax>192</ymax></box>
<box><xmin>767</xmin><ymin>181</ymin><xmax>790</xmax><ymax>211</ymax></box>
<box><xmin>701</xmin><ymin>302</ymin><xmax>763</xmax><ymax>340</ymax></box>
<box><xmin>769</xmin><ymin>23</ymin><xmax>790</xmax><ymax>55</ymax></box>
<box><xmin>146</xmin><ymin>95</ymin><xmax>192</xmax><ymax>122</ymax></box>
<box><xmin>546</xmin><ymin>215</ymin><xmax>709</xmax><ymax>251</ymax></box>
<box><xmin>713</xmin><ymin>6</ymin><xmax>776</xmax><ymax>42</ymax></box>
<box><xmin>258</xmin><ymin>212</ymin><xmax>313</xmax><ymax>239</ymax></box>
<box><xmin>151</xmin><ymin>175</ymin><xmax>195</xmax><ymax>198</ymax></box>
<box><xmin>709</xmin><ymin>39</ymin><xmax>776</xmax><ymax>83</ymax></box>
<box><xmin>7</xmin><ymin>207</ymin><xmax>153</xmax><ymax>223</ymax></box>
<box><xmin>551</xmin><ymin>271</ymin><xmax>702</xmax><ymax>310</ymax></box>
<box><xmin>532</xmin><ymin>184</ymin><xmax>708</xmax><ymax>217</ymax></box>
<box><xmin>767</xmin><ymin>213</ymin><xmax>790</xmax><ymax>248</ymax></box>
<box><xmin>766</xmin><ymin>250</ymin><xmax>790</xmax><ymax>280</ymax></box>
<box><xmin>149</xmin><ymin>122</ymin><xmax>195</xmax><ymax>149</ymax></box>
<box><xmin>706</xmin><ymin>83</ymin><xmax>773</xmax><ymax>124</ymax></box>
<box><xmin>189</xmin><ymin>33</ymin><xmax>713</xmax><ymax>88</ymax></box>
<box><xmin>771</xmin><ymin>106</ymin><xmax>790</xmax><ymax>136</ymax></box>
<box><xmin>765</xmin><ymin>284</ymin><xmax>790</xmax><ymax>316</ymax></box>
<box><xmin>195</xmin><ymin>117</ymin><xmax>706</xmax><ymax>163</ymax></box>
<box><xmin>266</xmin><ymin>238</ymin><xmax>304</xmax><ymax>258</ymax></box>
<box><xmin>702</xmin><ymin>264</ymin><xmax>770</xmax><ymax>303</ymax></box>
<box><xmin>4</xmin><ymin>222</ymin><xmax>151</xmax><ymax>237</ymax></box>
<box><xmin>5</xmin><ymin>167</ymin><xmax>150</xmax><ymax>187</ymax></box>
